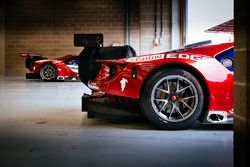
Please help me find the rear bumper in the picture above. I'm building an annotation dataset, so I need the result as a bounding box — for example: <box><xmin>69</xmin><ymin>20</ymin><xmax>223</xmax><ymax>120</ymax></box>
<box><xmin>82</xmin><ymin>93</ymin><xmax>142</xmax><ymax>118</ymax></box>
<box><xmin>26</xmin><ymin>73</ymin><xmax>40</xmax><ymax>79</ymax></box>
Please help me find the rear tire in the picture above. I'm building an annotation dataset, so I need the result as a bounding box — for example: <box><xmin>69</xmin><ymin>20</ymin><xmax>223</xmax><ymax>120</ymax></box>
<box><xmin>140</xmin><ymin>68</ymin><xmax>204</xmax><ymax>130</ymax></box>
<box><xmin>39</xmin><ymin>63</ymin><xmax>58</xmax><ymax>81</ymax></box>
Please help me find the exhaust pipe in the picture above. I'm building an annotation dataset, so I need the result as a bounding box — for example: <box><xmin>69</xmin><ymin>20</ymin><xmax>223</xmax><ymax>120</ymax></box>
<box><xmin>206</xmin><ymin>111</ymin><xmax>232</xmax><ymax>123</ymax></box>
<box><xmin>57</xmin><ymin>76</ymin><xmax>65</xmax><ymax>80</ymax></box>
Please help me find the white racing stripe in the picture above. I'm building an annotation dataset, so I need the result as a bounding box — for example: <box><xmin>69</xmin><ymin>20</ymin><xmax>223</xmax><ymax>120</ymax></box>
<box><xmin>66</xmin><ymin>65</ymin><xmax>78</xmax><ymax>73</ymax></box>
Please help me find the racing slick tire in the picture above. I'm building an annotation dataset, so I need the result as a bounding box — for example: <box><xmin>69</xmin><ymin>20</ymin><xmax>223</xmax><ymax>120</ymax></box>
<box><xmin>140</xmin><ymin>68</ymin><xmax>204</xmax><ymax>130</ymax></box>
<box><xmin>39</xmin><ymin>63</ymin><xmax>58</xmax><ymax>81</ymax></box>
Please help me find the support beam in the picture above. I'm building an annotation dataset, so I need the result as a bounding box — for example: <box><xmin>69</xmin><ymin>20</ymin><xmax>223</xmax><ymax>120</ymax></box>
<box><xmin>171</xmin><ymin>0</ymin><xmax>181</xmax><ymax>49</ymax></box>
<box><xmin>124</xmin><ymin>0</ymin><xmax>130</xmax><ymax>45</ymax></box>
<box><xmin>234</xmin><ymin>0</ymin><xmax>249</xmax><ymax>166</ymax></box>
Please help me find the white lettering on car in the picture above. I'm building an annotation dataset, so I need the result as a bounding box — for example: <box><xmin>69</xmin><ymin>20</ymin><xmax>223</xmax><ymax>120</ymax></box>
<box><xmin>190</xmin><ymin>55</ymin><xmax>202</xmax><ymax>61</ymax></box>
<box><xmin>126</xmin><ymin>54</ymin><xmax>165</xmax><ymax>62</ymax></box>
<box><xmin>126</xmin><ymin>53</ymin><xmax>210</xmax><ymax>62</ymax></box>
<box><xmin>166</xmin><ymin>53</ymin><xmax>210</xmax><ymax>61</ymax></box>
<box><xmin>179</xmin><ymin>54</ymin><xmax>190</xmax><ymax>59</ymax></box>
<box><xmin>166</xmin><ymin>53</ymin><xmax>177</xmax><ymax>58</ymax></box>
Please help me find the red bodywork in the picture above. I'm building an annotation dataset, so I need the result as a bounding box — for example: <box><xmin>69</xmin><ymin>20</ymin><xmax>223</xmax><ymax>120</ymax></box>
<box><xmin>89</xmin><ymin>43</ymin><xmax>234</xmax><ymax>119</ymax></box>
<box><xmin>22</xmin><ymin>54</ymin><xmax>79</xmax><ymax>80</ymax></box>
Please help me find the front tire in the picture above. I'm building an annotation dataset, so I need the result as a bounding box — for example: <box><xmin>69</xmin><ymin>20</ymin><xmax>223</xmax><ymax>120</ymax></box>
<box><xmin>39</xmin><ymin>63</ymin><xmax>58</xmax><ymax>81</ymax></box>
<box><xmin>140</xmin><ymin>68</ymin><xmax>204</xmax><ymax>130</ymax></box>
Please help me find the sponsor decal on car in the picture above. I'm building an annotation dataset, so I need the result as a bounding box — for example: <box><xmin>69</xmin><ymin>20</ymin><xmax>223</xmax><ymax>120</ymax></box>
<box><xmin>126</xmin><ymin>54</ymin><xmax>165</xmax><ymax>62</ymax></box>
<box><xmin>120</xmin><ymin>77</ymin><xmax>128</xmax><ymax>92</ymax></box>
<box><xmin>166</xmin><ymin>53</ymin><xmax>210</xmax><ymax>61</ymax></box>
<box><xmin>126</xmin><ymin>53</ymin><xmax>210</xmax><ymax>63</ymax></box>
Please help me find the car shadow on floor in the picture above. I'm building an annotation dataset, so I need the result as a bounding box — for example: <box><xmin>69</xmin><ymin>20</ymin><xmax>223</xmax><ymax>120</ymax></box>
<box><xmin>86</xmin><ymin>114</ymin><xmax>233</xmax><ymax>131</ymax></box>
<box><xmin>193</xmin><ymin>123</ymin><xmax>233</xmax><ymax>130</ymax></box>
<box><xmin>25</xmin><ymin>79</ymin><xmax>80</xmax><ymax>82</ymax></box>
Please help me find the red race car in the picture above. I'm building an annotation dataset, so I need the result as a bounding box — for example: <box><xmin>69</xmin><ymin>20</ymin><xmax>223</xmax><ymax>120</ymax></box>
<box><xmin>20</xmin><ymin>53</ymin><xmax>79</xmax><ymax>81</ymax></box>
<box><xmin>77</xmin><ymin>35</ymin><xmax>233</xmax><ymax>130</ymax></box>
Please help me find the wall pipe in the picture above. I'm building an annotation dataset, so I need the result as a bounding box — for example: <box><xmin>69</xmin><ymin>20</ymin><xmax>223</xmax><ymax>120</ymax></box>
<box><xmin>124</xmin><ymin>0</ymin><xmax>130</xmax><ymax>45</ymax></box>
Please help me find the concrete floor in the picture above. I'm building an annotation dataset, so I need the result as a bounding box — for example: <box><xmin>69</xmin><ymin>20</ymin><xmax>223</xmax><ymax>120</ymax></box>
<box><xmin>0</xmin><ymin>79</ymin><xmax>233</xmax><ymax>167</ymax></box>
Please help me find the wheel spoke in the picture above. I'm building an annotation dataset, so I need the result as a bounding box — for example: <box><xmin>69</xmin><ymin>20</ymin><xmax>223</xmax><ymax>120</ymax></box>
<box><xmin>169</xmin><ymin>104</ymin><xmax>175</xmax><ymax>119</ymax></box>
<box><xmin>166</xmin><ymin>79</ymin><xmax>170</xmax><ymax>93</ymax></box>
<box><xmin>175</xmin><ymin>105</ymin><xmax>184</xmax><ymax>118</ymax></box>
<box><xmin>177</xmin><ymin>85</ymin><xmax>191</xmax><ymax>93</ymax></box>
<box><xmin>156</xmin><ymin>88</ymin><xmax>169</xmax><ymax>94</ymax></box>
<box><xmin>176</xmin><ymin>77</ymin><xmax>179</xmax><ymax>92</ymax></box>
<box><xmin>154</xmin><ymin>99</ymin><xmax>167</xmax><ymax>102</ymax></box>
<box><xmin>180</xmin><ymin>95</ymin><xmax>195</xmax><ymax>101</ymax></box>
<box><xmin>159</xmin><ymin>100</ymin><xmax>169</xmax><ymax>113</ymax></box>
<box><xmin>179</xmin><ymin>100</ymin><xmax>193</xmax><ymax>111</ymax></box>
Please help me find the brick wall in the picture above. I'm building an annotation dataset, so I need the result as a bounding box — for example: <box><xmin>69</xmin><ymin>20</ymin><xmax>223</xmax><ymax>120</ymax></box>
<box><xmin>3</xmin><ymin>0</ymin><xmax>172</xmax><ymax>77</ymax></box>
<box><xmin>139</xmin><ymin>0</ymin><xmax>171</xmax><ymax>54</ymax></box>
<box><xmin>4</xmin><ymin>0</ymin><xmax>126</xmax><ymax>76</ymax></box>
<box><xmin>0</xmin><ymin>0</ymin><xmax>4</xmax><ymax>78</ymax></box>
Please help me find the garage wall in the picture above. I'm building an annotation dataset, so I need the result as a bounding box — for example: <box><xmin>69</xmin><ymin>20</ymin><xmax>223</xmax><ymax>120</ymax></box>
<box><xmin>0</xmin><ymin>1</ymin><xmax>4</xmax><ymax>78</ymax></box>
<box><xmin>4</xmin><ymin>0</ymin><xmax>127</xmax><ymax>76</ymax></box>
<box><xmin>139</xmin><ymin>0</ymin><xmax>171</xmax><ymax>54</ymax></box>
<box><xmin>3</xmin><ymin>0</ymin><xmax>172</xmax><ymax>77</ymax></box>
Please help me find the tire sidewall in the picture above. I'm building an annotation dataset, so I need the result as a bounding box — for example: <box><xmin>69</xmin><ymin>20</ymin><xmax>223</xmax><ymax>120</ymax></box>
<box><xmin>140</xmin><ymin>68</ymin><xmax>204</xmax><ymax>130</ymax></box>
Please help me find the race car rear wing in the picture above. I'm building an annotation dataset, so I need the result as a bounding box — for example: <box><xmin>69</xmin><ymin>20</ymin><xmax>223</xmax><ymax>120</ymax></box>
<box><xmin>20</xmin><ymin>53</ymin><xmax>47</xmax><ymax>68</ymax></box>
<box><xmin>74</xmin><ymin>34</ymin><xmax>103</xmax><ymax>47</ymax></box>
<box><xmin>20</xmin><ymin>53</ymin><xmax>43</xmax><ymax>58</ymax></box>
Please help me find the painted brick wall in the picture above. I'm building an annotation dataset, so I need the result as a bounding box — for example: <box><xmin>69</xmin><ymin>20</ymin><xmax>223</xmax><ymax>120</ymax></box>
<box><xmin>3</xmin><ymin>0</ymin><xmax>171</xmax><ymax>77</ymax></box>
